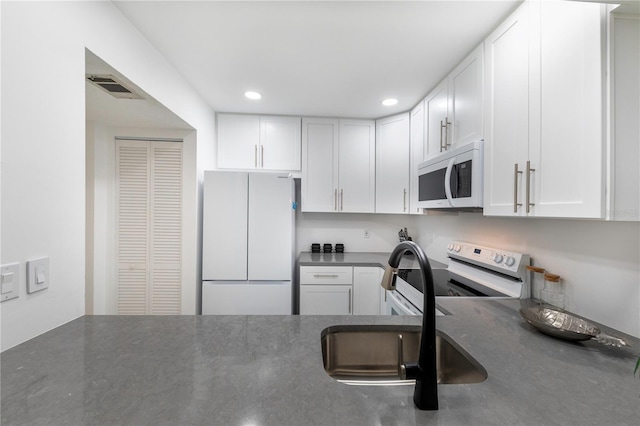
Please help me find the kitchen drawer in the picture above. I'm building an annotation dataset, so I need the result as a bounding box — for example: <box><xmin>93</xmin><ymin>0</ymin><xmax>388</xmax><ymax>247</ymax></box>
<box><xmin>300</xmin><ymin>266</ymin><xmax>353</xmax><ymax>285</ymax></box>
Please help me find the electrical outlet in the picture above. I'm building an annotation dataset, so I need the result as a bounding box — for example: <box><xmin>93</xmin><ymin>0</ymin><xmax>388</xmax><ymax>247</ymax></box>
<box><xmin>364</xmin><ymin>229</ymin><xmax>370</xmax><ymax>239</ymax></box>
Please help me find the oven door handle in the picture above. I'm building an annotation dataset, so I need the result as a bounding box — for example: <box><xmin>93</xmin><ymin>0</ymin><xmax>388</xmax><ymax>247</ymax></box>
<box><xmin>388</xmin><ymin>290</ymin><xmax>420</xmax><ymax>316</ymax></box>
<box><xmin>444</xmin><ymin>157</ymin><xmax>456</xmax><ymax>207</ymax></box>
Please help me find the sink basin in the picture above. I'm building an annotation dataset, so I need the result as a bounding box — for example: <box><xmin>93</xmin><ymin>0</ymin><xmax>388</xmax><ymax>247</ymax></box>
<box><xmin>321</xmin><ymin>325</ymin><xmax>487</xmax><ymax>386</ymax></box>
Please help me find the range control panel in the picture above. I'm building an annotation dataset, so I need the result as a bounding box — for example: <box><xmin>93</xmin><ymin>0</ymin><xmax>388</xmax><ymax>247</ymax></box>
<box><xmin>446</xmin><ymin>241</ymin><xmax>529</xmax><ymax>278</ymax></box>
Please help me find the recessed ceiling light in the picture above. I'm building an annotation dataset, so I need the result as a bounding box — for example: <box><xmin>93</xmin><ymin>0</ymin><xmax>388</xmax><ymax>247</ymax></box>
<box><xmin>381</xmin><ymin>98</ymin><xmax>398</xmax><ymax>106</ymax></box>
<box><xmin>244</xmin><ymin>91</ymin><xmax>262</xmax><ymax>100</ymax></box>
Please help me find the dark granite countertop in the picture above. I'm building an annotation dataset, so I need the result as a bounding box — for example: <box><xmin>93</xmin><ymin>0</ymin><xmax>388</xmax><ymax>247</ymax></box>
<box><xmin>2</xmin><ymin>299</ymin><xmax>639</xmax><ymax>425</ymax></box>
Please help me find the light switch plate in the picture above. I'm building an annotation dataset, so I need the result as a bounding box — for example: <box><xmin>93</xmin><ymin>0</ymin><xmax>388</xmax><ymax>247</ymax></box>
<box><xmin>27</xmin><ymin>257</ymin><xmax>49</xmax><ymax>294</ymax></box>
<box><xmin>1</xmin><ymin>262</ymin><xmax>20</xmax><ymax>302</ymax></box>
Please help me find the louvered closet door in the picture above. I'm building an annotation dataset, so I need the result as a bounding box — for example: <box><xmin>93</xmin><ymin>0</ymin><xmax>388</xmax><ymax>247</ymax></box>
<box><xmin>116</xmin><ymin>140</ymin><xmax>182</xmax><ymax>315</ymax></box>
<box><xmin>149</xmin><ymin>142</ymin><xmax>182</xmax><ymax>314</ymax></box>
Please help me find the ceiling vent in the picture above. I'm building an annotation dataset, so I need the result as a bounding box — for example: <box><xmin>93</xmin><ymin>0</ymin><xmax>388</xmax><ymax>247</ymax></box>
<box><xmin>86</xmin><ymin>74</ymin><xmax>144</xmax><ymax>99</ymax></box>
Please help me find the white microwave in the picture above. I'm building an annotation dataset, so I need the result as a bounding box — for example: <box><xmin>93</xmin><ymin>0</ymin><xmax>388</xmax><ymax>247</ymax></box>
<box><xmin>417</xmin><ymin>141</ymin><xmax>484</xmax><ymax>210</ymax></box>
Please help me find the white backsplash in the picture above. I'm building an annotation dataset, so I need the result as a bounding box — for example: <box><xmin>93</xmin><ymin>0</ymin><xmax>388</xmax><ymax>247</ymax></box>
<box><xmin>295</xmin><ymin>204</ymin><xmax>640</xmax><ymax>338</ymax></box>
<box><xmin>296</xmin><ymin>211</ymin><xmax>419</xmax><ymax>253</ymax></box>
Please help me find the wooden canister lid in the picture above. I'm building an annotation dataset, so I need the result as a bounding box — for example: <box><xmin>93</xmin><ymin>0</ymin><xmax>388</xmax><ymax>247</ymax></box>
<box><xmin>544</xmin><ymin>273</ymin><xmax>561</xmax><ymax>282</ymax></box>
<box><xmin>526</xmin><ymin>266</ymin><xmax>545</xmax><ymax>273</ymax></box>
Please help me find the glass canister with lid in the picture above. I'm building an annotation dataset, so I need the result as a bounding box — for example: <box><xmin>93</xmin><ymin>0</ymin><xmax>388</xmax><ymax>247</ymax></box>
<box><xmin>540</xmin><ymin>272</ymin><xmax>564</xmax><ymax>310</ymax></box>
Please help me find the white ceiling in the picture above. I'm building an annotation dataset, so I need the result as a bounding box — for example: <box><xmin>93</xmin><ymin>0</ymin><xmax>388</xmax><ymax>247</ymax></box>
<box><xmin>113</xmin><ymin>0</ymin><xmax>523</xmax><ymax>119</ymax></box>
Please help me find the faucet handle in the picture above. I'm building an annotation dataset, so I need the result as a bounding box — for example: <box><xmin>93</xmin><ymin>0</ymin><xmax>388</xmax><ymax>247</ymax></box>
<box><xmin>381</xmin><ymin>265</ymin><xmax>398</xmax><ymax>290</ymax></box>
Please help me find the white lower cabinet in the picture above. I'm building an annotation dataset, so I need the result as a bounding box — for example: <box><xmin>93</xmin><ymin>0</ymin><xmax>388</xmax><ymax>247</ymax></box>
<box><xmin>353</xmin><ymin>267</ymin><xmax>384</xmax><ymax>315</ymax></box>
<box><xmin>299</xmin><ymin>266</ymin><xmax>383</xmax><ymax>315</ymax></box>
<box><xmin>300</xmin><ymin>285</ymin><xmax>352</xmax><ymax>315</ymax></box>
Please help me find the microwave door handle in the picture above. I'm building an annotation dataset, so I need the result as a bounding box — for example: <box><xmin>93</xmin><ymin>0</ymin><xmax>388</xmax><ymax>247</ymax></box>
<box><xmin>444</xmin><ymin>157</ymin><xmax>456</xmax><ymax>207</ymax></box>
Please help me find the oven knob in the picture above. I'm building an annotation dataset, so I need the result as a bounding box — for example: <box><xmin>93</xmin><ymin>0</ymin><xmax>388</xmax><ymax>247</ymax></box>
<box><xmin>505</xmin><ymin>256</ymin><xmax>516</xmax><ymax>267</ymax></box>
<box><xmin>454</xmin><ymin>245</ymin><xmax>461</xmax><ymax>253</ymax></box>
<box><xmin>493</xmin><ymin>254</ymin><xmax>504</xmax><ymax>263</ymax></box>
<box><xmin>447</xmin><ymin>243</ymin><xmax>454</xmax><ymax>251</ymax></box>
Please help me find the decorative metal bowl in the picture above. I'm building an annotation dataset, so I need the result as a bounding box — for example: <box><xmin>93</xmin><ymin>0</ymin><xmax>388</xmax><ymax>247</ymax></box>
<box><xmin>519</xmin><ymin>306</ymin><xmax>629</xmax><ymax>347</ymax></box>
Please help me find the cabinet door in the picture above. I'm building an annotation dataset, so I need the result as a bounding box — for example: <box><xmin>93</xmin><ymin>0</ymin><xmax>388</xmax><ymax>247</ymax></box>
<box><xmin>300</xmin><ymin>285</ymin><xmax>352</xmax><ymax>315</ymax></box>
<box><xmin>259</xmin><ymin>116</ymin><xmax>301</xmax><ymax>171</ymax></box>
<box><xmin>409</xmin><ymin>101</ymin><xmax>425</xmax><ymax>214</ymax></box>
<box><xmin>609</xmin><ymin>13</ymin><xmax>640</xmax><ymax>221</ymax></box>
<box><xmin>247</xmin><ymin>174</ymin><xmax>293</xmax><ymax>281</ymax></box>
<box><xmin>338</xmin><ymin>119</ymin><xmax>375</xmax><ymax>213</ymax></box>
<box><xmin>302</xmin><ymin>118</ymin><xmax>339</xmax><ymax>212</ymax></box>
<box><xmin>449</xmin><ymin>44</ymin><xmax>484</xmax><ymax>147</ymax></box>
<box><xmin>530</xmin><ymin>0</ymin><xmax>604</xmax><ymax>218</ymax></box>
<box><xmin>353</xmin><ymin>267</ymin><xmax>383</xmax><ymax>315</ymax></box>
<box><xmin>424</xmin><ymin>80</ymin><xmax>449</xmax><ymax>159</ymax></box>
<box><xmin>483</xmin><ymin>2</ymin><xmax>530</xmax><ymax>217</ymax></box>
<box><xmin>202</xmin><ymin>171</ymin><xmax>248</xmax><ymax>280</ymax></box>
<box><xmin>375</xmin><ymin>113</ymin><xmax>410</xmax><ymax>214</ymax></box>
<box><xmin>217</xmin><ymin>114</ymin><xmax>260</xmax><ymax>169</ymax></box>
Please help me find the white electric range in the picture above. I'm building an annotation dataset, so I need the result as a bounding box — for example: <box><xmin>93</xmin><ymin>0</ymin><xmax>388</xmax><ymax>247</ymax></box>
<box><xmin>385</xmin><ymin>241</ymin><xmax>530</xmax><ymax>316</ymax></box>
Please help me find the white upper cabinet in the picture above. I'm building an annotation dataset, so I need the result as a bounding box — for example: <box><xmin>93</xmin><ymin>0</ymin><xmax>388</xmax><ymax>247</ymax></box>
<box><xmin>217</xmin><ymin>114</ymin><xmax>260</xmax><ymax>170</ymax></box>
<box><xmin>302</xmin><ymin>118</ymin><xmax>375</xmax><ymax>213</ymax></box>
<box><xmin>217</xmin><ymin>113</ymin><xmax>301</xmax><ymax>171</ymax></box>
<box><xmin>483</xmin><ymin>2</ymin><xmax>531</xmax><ymax>217</ymax></box>
<box><xmin>409</xmin><ymin>101</ymin><xmax>425</xmax><ymax>214</ymax></box>
<box><xmin>608</xmin><ymin>11</ymin><xmax>640</xmax><ymax>221</ymax></box>
<box><xmin>375</xmin><ymin>113</ymin><xmax>410</xmax><ymax>214</ymax></box>
<box><xmin>484</xmin><ymin>0</ymin><xmax>605</xmax><ymax>219</ymax></box>
<box><xmin>424</xmin><ymin>45</ymin><xmax>484</xmax><ymax>159</ymax></box>
<box><xmin>424</xmin><ymin>79</ymin><xmax>450</xmax><ymax>159</ymax></box>
<box><xmin>531</xmin><ymin>0</ymin><xmax>604</xmax><ymax>218</ymax></box>
<box><xmin>259</xmin><ymin>116</ymin><xmax>302</xmax><ymax>171</ymax></box>
<box><xmin>338</xmin><ymin>120</ymin><xmax>376</xmax><ymax>213</ymax></box>
<box><xmin>301</xmin><ymin>118</ymin><xmax>338</xmax><ymax>212</ymax></box>
<box><xmin>448</xmin><ymin>44</ymin><xmax>484</xmax><ymax>147</ymax></box>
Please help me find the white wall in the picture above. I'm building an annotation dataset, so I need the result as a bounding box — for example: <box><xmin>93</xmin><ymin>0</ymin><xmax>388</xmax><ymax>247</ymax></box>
<box><xmin>0</xmin><ymin>0</ymin><xmax>4</xmax><ymax>345</ymax></box>
<box><xmin>414</xmin><ymin>214</ymin><xmax>640</xmax><ymax>337</ymax></box>
<box><xmin>296</xmin><ymin>211</ymin><xmax>640</xmax><ymax>337</ymax></box>
<box><xmin>1</xmin><ymin>1</ymin><xmax>215</xmax><ymax>351</ymax></box>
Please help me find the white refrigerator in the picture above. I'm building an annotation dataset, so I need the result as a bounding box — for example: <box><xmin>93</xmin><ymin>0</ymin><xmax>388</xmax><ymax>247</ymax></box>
<box><xmin>202</xmin><ymin>171</ymin><xmax>295</xmax><ymax>314</ymax></box>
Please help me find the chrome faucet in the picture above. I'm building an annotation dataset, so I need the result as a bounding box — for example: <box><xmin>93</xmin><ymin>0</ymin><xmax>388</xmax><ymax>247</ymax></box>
<box><xmin>381</xmin><ymin>241</ymin><xmax>438</xmax><ymax>410</ymax></box>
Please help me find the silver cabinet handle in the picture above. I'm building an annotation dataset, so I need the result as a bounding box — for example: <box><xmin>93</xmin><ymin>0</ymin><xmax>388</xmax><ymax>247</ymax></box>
<box><xmin>313</xmin><ymin>274</ymin><xmax>339</xmax><ymax>278</ymax></box>
<box><xmin>254</xmin><ymin>145</ymin><xmax>258</xmax><ymax>168</ymax></box>
<box><xmin>397</xmin><ymin>334</ymin><xmax>404</xmax><ymax>376</ymax></box>
<box><xmin>334</xmin><ymin>189</ymin><xmax>338</xmax><ymax>211</ymax></box>
<box><xmin>526</xmin><ymin>160</ymin><xmax>535</xmax><ymax>213</ymax></box>
<box><xmin>340</xmin><ymin>189</ymin><xmax>344</xmax><ymax>211</ymax></box>
<box><xmin>348</xmin><ymin>288</ymin><xmax>352</xmax><ymax>314</ymax></box>
<box><xmin>403</xmin><ymin>188</ymin><xmax>407</xmax><ymax>212</ymax></box>
<box><xmin>440</xmin><ymin>119</ymin><xmax>452</xmax><ymax>151</ymax></box>
<box><xmin>261</xmin><ymin>145</ymin><xmax>264</xmax><ymax>168</ymax></box>
<box><xmin>514</xmin><ymin>163</ymin><xmax>523</xmax><ymax>213</ymax></box>
<box><xmin>440</xmin><ymin>117</ymin><xmax>452</xmax><ymax>151</ymax></box>
<box><xmin>444</xmin><ymin>117</ymin><xmax>451</xmax><ymax>150</ymax></box>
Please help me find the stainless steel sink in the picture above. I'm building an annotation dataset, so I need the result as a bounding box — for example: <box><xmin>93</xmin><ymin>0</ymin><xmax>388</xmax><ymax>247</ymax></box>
<box><xmin>321</xmin><ymin>325</ymin><xmax>487</xmax><ymax>386</ymax></box>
